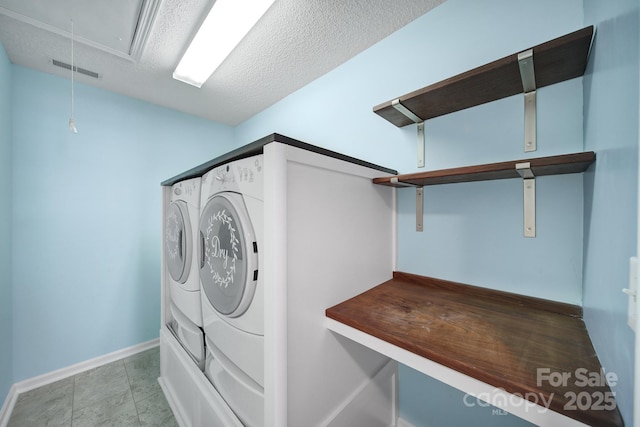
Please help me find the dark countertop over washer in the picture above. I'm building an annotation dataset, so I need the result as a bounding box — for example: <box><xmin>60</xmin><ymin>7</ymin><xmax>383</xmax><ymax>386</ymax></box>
<box><xmin>161</xmin><ymin>133</ymin><xmax>398</xmax><ymax>186</ymax></box>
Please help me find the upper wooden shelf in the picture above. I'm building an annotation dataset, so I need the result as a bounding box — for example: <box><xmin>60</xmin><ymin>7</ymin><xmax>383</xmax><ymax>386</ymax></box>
<box><xmin>326</xmin><ymin>272</ymin><xmax>624</xmax><ymax>427</ymax></box>
<box><xmin>372</xmin><ymin>151</ymin><xmax>595</xmax><ymax>188</ymax></box>
<box><xmin>373</xmin><ymin>26</ymin><xmax>594</xmax><ymax>127</ymax></box>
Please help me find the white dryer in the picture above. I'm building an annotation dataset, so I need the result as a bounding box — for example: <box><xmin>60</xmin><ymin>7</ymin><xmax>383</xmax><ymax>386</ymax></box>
<box><xmin>164</xmin><ymin>177</ymin><xmax>205</xmax><ymax>369</ymax></box>
<box><xmin>199</xmin><ymin>155</ymin><xmax>264</xmax><ymax>427</ymax></box>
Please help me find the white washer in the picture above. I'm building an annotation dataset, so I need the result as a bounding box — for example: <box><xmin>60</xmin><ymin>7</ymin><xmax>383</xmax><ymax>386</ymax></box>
<box><xmin>164</xmin><ymin>177</ymin><xmax>205</xmax><ymax>368</ymax></box>
<box><xmin>199</xmin><ymin>155</ymin><xmax>264</xmax><ymax>427</ymax></box>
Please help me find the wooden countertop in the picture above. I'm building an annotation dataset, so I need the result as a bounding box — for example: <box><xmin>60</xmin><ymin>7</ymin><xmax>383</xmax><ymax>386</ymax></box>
<box><xmin>326</xmin><ymin>272</ymin><xmax>624</xmax><ymax>427</ymax></box>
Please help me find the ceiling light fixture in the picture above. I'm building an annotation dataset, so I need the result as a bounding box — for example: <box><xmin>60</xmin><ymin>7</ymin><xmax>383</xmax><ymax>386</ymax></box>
<box><xmin>173</xmin><ymin>0</ymin><xmax>275</xmax><ymax>88</ymax></box>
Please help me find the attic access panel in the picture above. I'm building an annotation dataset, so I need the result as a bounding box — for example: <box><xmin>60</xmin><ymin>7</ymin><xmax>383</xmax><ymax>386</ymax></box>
<box><xmin>0</xmin><ymin>0</ymin><xmax>158</xmax><ymax>58</ymax></box>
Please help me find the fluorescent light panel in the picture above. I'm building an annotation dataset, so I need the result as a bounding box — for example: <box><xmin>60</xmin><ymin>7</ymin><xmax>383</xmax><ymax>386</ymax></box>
<box><xmin>173</xmin><ymin>0</ymin><xmax>275</xmax><ymax>88</ymax></box>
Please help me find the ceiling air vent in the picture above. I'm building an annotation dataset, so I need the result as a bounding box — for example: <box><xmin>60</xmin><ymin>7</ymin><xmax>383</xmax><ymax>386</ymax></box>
<box><xmin>51</xmin><ymin>59</ymin><xmax>101</xmax><ymax>79</ymax></box>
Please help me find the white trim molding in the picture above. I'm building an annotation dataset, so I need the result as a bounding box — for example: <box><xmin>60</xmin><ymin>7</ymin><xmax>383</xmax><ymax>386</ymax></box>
<box><xmin>0</xmin><ymin>384</ymin><xmax>18</xmax><ymax>427</ymax></box>
<box><xmin>129</xmin><ymin>0</ymin><xmax>163</xmax><ymax>60</ymax></box>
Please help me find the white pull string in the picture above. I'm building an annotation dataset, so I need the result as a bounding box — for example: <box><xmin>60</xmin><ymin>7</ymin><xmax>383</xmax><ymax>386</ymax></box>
<box><xmin>69</xmin><ymin>19</ymin><xmax>77</xmax><ymax>133</ymax></box>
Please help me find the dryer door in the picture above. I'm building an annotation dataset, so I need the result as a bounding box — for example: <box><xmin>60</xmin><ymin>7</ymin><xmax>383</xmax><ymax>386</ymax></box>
<box><xmin>165</xmin><ymin>200</ymin><xmax>193</xmax><ymax>284</ymax></box>
<box><xmin>199</xmin><ymin>192</ymin><xmax>258</xmax><ymax>317</ymax></box>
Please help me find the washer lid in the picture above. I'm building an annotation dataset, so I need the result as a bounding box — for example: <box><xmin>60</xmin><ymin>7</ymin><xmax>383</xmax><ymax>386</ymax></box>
<box><xmin>199</xmin><ymin>192</ymin><xmax>258</xmax><ymax>317</ymax></box>
<box><xmin>165</xmin><ymin>200</ymin><xmax>193</xmax><ymax>284</ymax></box>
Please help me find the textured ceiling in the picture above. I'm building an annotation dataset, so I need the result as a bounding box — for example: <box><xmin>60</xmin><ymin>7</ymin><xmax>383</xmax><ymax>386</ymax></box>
<box><xmin>0</xmin><ymin>0</ymin><xmax>447</xmax><ymax>126</ymax></box>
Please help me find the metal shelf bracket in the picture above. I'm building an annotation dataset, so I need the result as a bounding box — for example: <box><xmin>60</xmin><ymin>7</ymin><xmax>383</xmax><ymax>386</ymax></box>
<box><xmin>518</xmin><ymin>49</ymin><xmax>537</xmax><ymax>153</ymax></box>
<box><xmin>392</xmin><ymin>99</ymin><xmax>425</xmax><ymax>168</ymax></box>
<box><xmin>415</xmin><ymin>187</ymin><xmax>424</xmax><ymax>232</ymax></box>
<box><xmin>390</xmin><ymin>177</ymin><xmax>424</xmax><ymax>231</ymax></box>
<box><xmin>516</xmin><ymin>162</ymin><xmax>536</xmax><ymax>237</ymax></box>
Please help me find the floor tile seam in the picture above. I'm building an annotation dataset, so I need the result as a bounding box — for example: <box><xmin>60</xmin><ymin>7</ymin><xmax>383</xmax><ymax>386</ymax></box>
<box><xmin>74</xmin><ymin>388</ymin><xmax>137</xmax><ymax>419</ymax></box>
<box><xmin>123</xmin><ymin>356</ymin><xmax>144</xmax><ymax>424</ymax></box>
<box><xmin>135</xmin><ymin>389</ymin><xmax>176</xmax><ymax>426</ymax></box>
<box><xmin>126</xmin><ymin>387</ymin><xmax>143</xmax><ymax>427</ymax></box>
<box><xmin>134</xmin><ymin>387</ymin><xmax>169</xmax><ymax>414</ymax></box>
<box><xmin>72</xmin><ymin>360</ymin><xmax>129</xmax><ymax>413</ymax></box>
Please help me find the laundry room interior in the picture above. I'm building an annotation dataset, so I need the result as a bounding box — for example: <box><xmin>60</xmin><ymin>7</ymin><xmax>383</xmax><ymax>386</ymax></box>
<box><xmin>0</xmin><ymin>0</ymin><xmax>638</xmax><ymax>426</ymax></box>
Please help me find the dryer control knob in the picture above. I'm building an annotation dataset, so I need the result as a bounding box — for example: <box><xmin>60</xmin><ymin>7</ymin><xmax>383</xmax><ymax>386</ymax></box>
<box><xmin>174</xmin><ymin>187</ymin><xmax>182</xmax><ymax>195</ymax></box>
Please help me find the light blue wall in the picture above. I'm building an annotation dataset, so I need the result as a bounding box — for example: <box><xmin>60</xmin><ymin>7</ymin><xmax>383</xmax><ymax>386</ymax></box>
<box><xmin>236</xmin><ymin>0</ymin><xmax>587</xmax><ymax>425</ymax></box>
<box><xmin>238</xmin><ymin>0</ymin><xmax>586</xmax><ymax>304</ymax></box>
<box><xmin>393</xmin><ymin>3</ymin><xmax>585</xmax><ymax>305</ymax></box>
<box><xmin>400</xmin><ymin>365</ymin><xmax>532</xmax><ymax>427</ymax></box>
<box><xmin>582</xmin><ymin>0</ymin><xmax>639</xmax><ymax>423</ymax></box>
<box><xmin>10</xmin><ymin>66</ymin><xmax>234</xmax><ymax>381</ymax></box>
<box><xmin>0</xmin><ymin>42</ymin><xmax>13</xmax><ymax>403</ymax></box>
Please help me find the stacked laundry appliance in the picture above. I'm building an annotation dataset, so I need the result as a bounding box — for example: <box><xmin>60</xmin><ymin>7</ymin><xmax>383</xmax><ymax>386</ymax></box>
<box><xmin>159</xmin><ymin>134</ymin><xmax>398</xmax><ymax>427</ymax></box>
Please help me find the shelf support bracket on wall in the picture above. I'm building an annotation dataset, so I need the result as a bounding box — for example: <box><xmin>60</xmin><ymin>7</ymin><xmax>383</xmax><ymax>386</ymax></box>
<box><xmin>516</xmin><ymin>162</ymin><xmax>536</xmax><ymax>237</ymax></box>
<box><xmin>390</xmin><ymin>177</ymin><xmax>424</xmax><ymax>232</ymax></box>
<box><xmin>392</xmin><ymin>99</ymin><xmax>425</xmax><ymax>168</ymax></box>
<box><xmin>518</xmin><ymin>49</ymin><xmax>537</xmax><ymax>153</ymax></box>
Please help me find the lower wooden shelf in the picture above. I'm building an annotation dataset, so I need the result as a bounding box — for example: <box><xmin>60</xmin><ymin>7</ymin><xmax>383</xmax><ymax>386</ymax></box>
<box><xmin>326</xmin><ymin>272</ymin><xmax>624</xmax><ymax>427</ymax></box>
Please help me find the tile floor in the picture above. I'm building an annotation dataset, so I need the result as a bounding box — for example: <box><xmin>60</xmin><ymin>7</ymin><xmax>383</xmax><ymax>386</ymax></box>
<box><xmin>7</xmin><ymin>346</ymin><xmax>176</xmax><ymax>427</ymax></box>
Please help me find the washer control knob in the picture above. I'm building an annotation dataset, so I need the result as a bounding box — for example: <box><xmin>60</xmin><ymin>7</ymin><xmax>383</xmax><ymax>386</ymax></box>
<box><xmin>174</xmin><ymin>187</ymin><xmax>182</xmax><ymax>195</ymax></box>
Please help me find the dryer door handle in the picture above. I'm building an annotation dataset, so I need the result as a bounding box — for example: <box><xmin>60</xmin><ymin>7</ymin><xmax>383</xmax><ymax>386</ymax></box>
<box><xmin>178</xmin><ymin>229</ymin><xmax>183</xmax><ymax>261</ymax></box>
<box><xmin>199</xmin><ymin>231</ymin><xmax>205</xmax><ymax>268</ymax></box>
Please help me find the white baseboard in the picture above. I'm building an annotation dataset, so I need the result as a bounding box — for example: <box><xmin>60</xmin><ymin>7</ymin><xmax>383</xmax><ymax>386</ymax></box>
<box><xmin>0</xmin><ymin>338</ymin><xmax>159</xmax><ymax>427</ymax></box>
<box><xmin>0</xmin><ymin>384</ymin><xmax>18</xmax><ymax>427</ymax></box>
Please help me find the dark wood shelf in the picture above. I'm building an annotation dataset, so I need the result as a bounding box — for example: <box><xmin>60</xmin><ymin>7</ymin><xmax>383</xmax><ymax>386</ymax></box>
<box><xmin>372</xmin><ymin>151</ymin><xmax>595</xmax><ymax>188</ymax></box>
<box><xmin>326</xmin><ymin>272</ymin><xmax>623</xmax><ymax>427</ymax></box>
<box><xmin>373</xmin><ymin>26</ymin><xmax>594</xmax><ymax>127</ymax></box>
